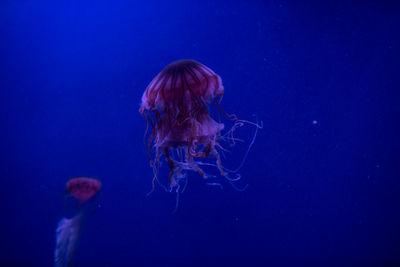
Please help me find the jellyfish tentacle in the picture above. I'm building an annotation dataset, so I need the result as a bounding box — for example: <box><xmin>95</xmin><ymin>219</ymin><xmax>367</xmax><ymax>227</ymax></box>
<box><xmin>225</xmin><ymin>117</ymin><xmax>262</xmax><ymax>174</ymax></box>
<box><xmin>206</xmin><ymin>182</ymin><xmax>223</xmax><ymax>190</ymax></box>
<box><xmin>211</xmin><ymin>149</ymin><xmax>227</xmax><ymax>177</ymax></box>
<box><xmin>184</xmin><ymin>147</ymin><xmax>208</xmax><ymax>179</ymax></box>
<box><xmin>55</xmin><ymin>213</ymin><xmax>84</xmax><ymax>267</ymax></box>
<box><xmin>164</xmin><ymin>147</ymin><xmax>178</xmax><ymax>187</ymax></box>
<box><xmin>228</xmin><ymin>181</ymin><xmax>248</xmax><ymax>192</ymax></box>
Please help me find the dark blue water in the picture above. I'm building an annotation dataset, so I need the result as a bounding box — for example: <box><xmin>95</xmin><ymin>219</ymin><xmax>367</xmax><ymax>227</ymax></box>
<box><xmin>1</xmin><ymin>1</ymin><xmax>399</xmax><ymax>266</ymax></box>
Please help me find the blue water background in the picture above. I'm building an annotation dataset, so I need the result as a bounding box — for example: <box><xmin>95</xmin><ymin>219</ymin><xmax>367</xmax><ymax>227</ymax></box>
<box><xmin>1</xmin><ymin>1</ymin><xmax>399</xmax><ymax>265</ymax></box>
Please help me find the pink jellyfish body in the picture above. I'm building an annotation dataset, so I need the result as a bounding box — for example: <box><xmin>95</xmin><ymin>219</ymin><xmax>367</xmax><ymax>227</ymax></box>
<box><xmin>140</xmin><ymin>59</ymin><xmax>241</xmax><ymax>191</ymax></box>
<box><xmin>55</xmin><ymin>177</ymin><xmax>102</xmax><ymax>267</ymax></box>
<box><xmin>67</xmin><ymin>177</ymin><xmax>102</xmax><ymax>203</ymax></box>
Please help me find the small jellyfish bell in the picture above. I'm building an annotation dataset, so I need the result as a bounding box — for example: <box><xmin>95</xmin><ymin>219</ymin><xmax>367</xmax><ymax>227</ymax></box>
<box><xmin>66</xmin><ymin>177</ymin><xmax>102</xmax><ymax>203</ymax></box>
<box><xmin>140</xmin><ymin>59</ymin><xmax>261</xmax><ymax>197</ymax></box>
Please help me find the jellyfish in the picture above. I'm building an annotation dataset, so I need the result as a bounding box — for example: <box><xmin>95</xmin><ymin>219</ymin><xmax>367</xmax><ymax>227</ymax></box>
<box><xmin>54</xmin><ymin>177</ymin><xmax>101</xmax><ymax>267</ymax></box>
<box><xmin>140</xmin><ymin>59</ymin><xmax>261</xmax><ymax>196</ymax></box>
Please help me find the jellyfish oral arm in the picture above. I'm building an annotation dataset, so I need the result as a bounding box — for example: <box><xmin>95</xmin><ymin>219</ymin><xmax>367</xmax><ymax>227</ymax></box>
<box><xmin>54</xmin><ymin>213</ymin><xmax>85</xmax><ymax>267</ymax></box>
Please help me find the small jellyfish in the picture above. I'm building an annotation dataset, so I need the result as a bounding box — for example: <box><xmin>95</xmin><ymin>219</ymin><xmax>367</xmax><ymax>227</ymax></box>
<box><xmin>66</xmin><ymin>177</ymin><xmax>102</xmax><ymax>203</ymax></box>
<box><xmin>54</xmin><ymin>177</ymin><xmax>102</xmax><ymax>267</ymax></box>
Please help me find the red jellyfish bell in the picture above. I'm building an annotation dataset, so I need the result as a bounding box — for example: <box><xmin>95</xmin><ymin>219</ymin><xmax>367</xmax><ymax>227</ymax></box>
<box><xmin>140</xmin><ymin>59</ymin><xmax>259</xmax><ymax>194</ymax></box>
<box><xmin>66</xmin><ymin>177</ymin><xmax>102</xmax><ymax>203</ymax></box>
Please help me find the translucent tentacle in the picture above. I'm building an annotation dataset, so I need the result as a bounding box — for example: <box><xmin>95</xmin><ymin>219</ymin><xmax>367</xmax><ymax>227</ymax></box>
<box><xmin>54</xmin><ymin>212</ymin><xmax>85</xmax><ymax>267</ymax></box>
